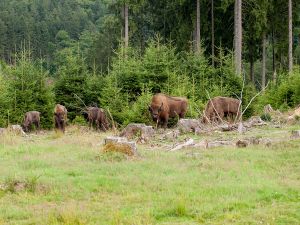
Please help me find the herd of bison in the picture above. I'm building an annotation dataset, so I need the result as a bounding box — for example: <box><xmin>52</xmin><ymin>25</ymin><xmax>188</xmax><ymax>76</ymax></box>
<box><xmin>21</xmin><ymin>93</ymin><xmax>241</xmax><ymax>133</ymax></box>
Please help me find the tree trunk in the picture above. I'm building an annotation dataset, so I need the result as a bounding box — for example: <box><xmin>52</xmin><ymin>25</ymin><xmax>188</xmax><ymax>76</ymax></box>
<box><xmin>262</xmin><ymin>33</ymin><xmax>266</xmax><ymax>90</ymax></box>
<box><xmin>124</xmin><ymin>4</ymin><xmax>129</xmax><ymax>49</ymax></box>
<box><xmin>211</xmin><ymin>0</ymin><xmax>215</xmax><ymax>67</ymax></box>
<box><xmin>288</xmin><ymin>0</ymin><xmax>293</xmax><ymax>73</ymax></box>
<box><xmin>272</xmin><ymin>26</ymin><xmax>276</xmax><ymax>82</ymax></box>
<box><xmin>195</xmin><ymin>0</ymin><xmax>201</xmax><ymax>53</ymax></box>
<box><xmin>249</xmin><ymin>54</ymin><xmax>254</xmax><ymax>83</ymax></box>
<box><xmin>234</xmin><ymin>0</ymin><xmax>242</xmax><ymax>75</ymax></box>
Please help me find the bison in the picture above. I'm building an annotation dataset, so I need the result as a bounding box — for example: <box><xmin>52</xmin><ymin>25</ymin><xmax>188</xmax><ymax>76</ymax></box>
<box><xmin>54</xmin><ymin>104</ymin><xmax>67</xmax><ymax>132</ymax></box>
<box><xmin>202</xmin><ymin>96</ymin><xmax>241</xmax><ymax>123</ymax></box>
<box><xmin>148</xmin><ymin>93</ymin><xmax>188</xmax><ymax>128</ymax></box>
<box><xmin>22</xmin><ymin>111</ymin><xmax>41</xmax><ymax>132</ymax></box>
<box><xmin>87</xmin><ymin>107</ymin><xmax>109</xmax><ymax>131</ymax></box>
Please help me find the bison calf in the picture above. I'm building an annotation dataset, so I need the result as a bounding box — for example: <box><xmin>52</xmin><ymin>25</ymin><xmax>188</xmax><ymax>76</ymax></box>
<box><xmin>54</xmin><ymin>104</ymin><xmax>67</xmax><ymax>132</ymax></box>
<box><xmin>87</xmin><ymin>107</ymin><xmax>109</xmax><ymax>131</ymax></box>
<box><xmin>148</xmin><ymin>93</ymin><xmax>188</xmax><ymax>128</ymax></box>
<box><xmin>22</xmin><ymin>111</ymin><xmax>41</xmax><ymax>132</ymax></box>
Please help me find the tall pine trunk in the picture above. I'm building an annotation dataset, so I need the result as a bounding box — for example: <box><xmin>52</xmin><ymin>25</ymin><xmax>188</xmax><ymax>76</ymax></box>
<box><xmin>288</xmin><ymin>0</ymin><xmax>293</xmax><ymax>72</ymax></box>
<box><xmin>272</xmin><ymin>27</ymin><xmax>277</xmax><ymax>82</ymax></box>
<box><xmin>195</xmin><ymin>0</ymin><xmax>201</xmax><ymax>53</ymax></box>
<box><xmin>124</xmin><ymin>4</ymin><xmax>129</xmax><ymax>49</ymax></box>
<box><xmin>211</xmin><ymin>0</ymin><xmax>215</xmax><ymax>67</ymax></box>
<box><xmin>262</xmin><ymin>33</ymin><xmax>266</xmax><ymax>90</ymax></box>
<box><xmin>234</xmin><ymin>0</ymin><xmax>242</xmax><ymax>75</ymax></box>
<box><xmin>249</xmin><ymin>53</ymin><xmax>254</xmax><ymax>83</ymax></box>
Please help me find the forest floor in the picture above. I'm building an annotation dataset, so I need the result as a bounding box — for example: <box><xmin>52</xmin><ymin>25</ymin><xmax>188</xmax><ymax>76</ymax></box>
<box><xmin>0</xmin><ymin>124</ymin><xmax>300</xmax><ymax>225</ymax></box>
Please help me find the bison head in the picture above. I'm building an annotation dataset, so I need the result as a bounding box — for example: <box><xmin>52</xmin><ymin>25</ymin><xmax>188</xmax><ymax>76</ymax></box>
<box><xmin>148</xmin><ymin>102</ymin><xmax>164</xmax><ymax>122</ymax></box>
<box><xmin>54</xmin><ymin>112</ymin><xmax>65</xmax><ymax>123</ymax></box>
<box><xmin>21</xmin><ymin>123</ymin><xmax>28</xmax><ymax>132</ymax></box>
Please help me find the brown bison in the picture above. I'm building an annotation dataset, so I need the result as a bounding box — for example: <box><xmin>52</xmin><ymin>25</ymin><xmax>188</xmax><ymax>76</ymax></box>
<box><xmin>148</xmin><ymin>93</ymin><xmax>188</xmax><ymax>128</ymax></box>
<box><xmin>202</xmin><ymin>96</ymin><xmax>241</xmax><ymax>123</ymax></box>
<box><xmin>54</xmin><ymin>104</ymin><xmax>67</xmax><ymax>132</ymax></box>
<box><xmin>87</xmin><ymin>107</ymin><xmax>109</xmax><ymax>131</ymax></box>
<box><xmin>22</xmin><ymin>111</ymin><xmax>41</xmax><ymax>132</ymax></box>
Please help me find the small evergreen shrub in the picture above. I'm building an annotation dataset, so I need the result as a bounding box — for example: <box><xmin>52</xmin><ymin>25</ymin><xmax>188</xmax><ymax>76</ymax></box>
<box><xmin>72</xmin><ymin>115</ymin><xmax>87</xmax><ymax>126</ymax></box>
<box><xmin>2</xmin><ymin>51</ymin><xmax>54</xmax><ymax>128</ymax></box>
<box><xmin>260</xmin><ymin>113</ymin><xmax>272</xmax><ymax>122</ymax></box>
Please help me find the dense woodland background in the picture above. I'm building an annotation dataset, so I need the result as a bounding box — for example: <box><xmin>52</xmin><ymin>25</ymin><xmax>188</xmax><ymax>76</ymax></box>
<box><xmin>0</xmin><ymin>0</ymin><xmax>300</xmax><ymax>128</ymax></box>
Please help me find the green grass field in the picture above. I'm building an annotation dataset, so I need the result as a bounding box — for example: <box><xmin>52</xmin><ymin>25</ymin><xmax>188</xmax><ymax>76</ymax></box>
<box><xmin>0</xmin><ymin>126</ymin><xmax>300</xmax><ymax>225</ymax></box>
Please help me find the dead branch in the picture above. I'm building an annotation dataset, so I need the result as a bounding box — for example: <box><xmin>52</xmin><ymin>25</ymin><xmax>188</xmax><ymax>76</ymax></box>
<box><xmin>106</xmin><ymin>107</ymin><xmax>117</xmax><ymax>134</ymax></box>
<box><xmin>242</xmin><ymin>81</ymin><xmax>270</xmax><ymax>116</ymax></box>
<box><xmin>73</xmin><ymin>93</ymin><xmax>87</xmax><ymax>108</ymax></box>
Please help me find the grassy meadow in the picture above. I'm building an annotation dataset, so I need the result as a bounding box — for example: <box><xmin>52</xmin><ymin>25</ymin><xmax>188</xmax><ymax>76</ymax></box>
<box><xmin>0</xmin><ymin>126</ymin><xmax>300</xmax><ymax>225</ymax></box>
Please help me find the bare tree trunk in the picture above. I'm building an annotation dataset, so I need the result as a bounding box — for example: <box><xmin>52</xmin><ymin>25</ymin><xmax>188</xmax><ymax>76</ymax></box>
<box><xmin>288</xmin><ymin>0</ymin><xmax>293</xmax><ymax>73</ymax></box>
<box><xmin>262</xmin><ymin>32</ymin><xmax>266</xmax><ymax>90</ymax></box>
<box><xmin>272</xmin><ymin>26</ymin><xmax>276</xmax><ymax>82</ymax></box>
<box><xmin>124</xmin><ymin>4</ymin><xmax>129</xmax><ymax>49</ymax></box>
<box><xmin>211</xmin><ymin>0</ymin><xmax>215</xmax><ymax>67</ymax></box>
<box><xmin>249</xmin><ymin>55</ymin><xmax>254</xmax><ymax>83</ymax></box>
<box><xmin>234</xmin><ymin>0</ymin><xmax>242</xmax><ymax>75</ymax></box>
<box><xmin>195</xmin><ymin>0</ymin><xmax>201</xmax><ymax>53</ymax></box>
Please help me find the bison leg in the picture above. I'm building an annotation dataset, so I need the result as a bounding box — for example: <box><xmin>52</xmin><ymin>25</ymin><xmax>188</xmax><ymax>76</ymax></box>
<box><xmin>161</xmin><ymin>117</ymin><xmax>168</xmax><ymax>129</ymax></box>
<box><xmin>218</xmin><ymin>111</ymin><xmax>224</xmax><ymax>122</ymax></box>
<box><xmin>100</xmin><ymin>121</ymin><xmax>107</xmax><ymax>132</ymax></box>
<box><xmin>179</xmin><ymin>111</ymin><xmax>186</xmax><ymax>119</ymax></box>
<box><xmin>34</xmin><ymin>121</ymin><xmax>40</xmax><ymax>133</ymax></box>
<box><xmin>62</xmin><ymin>123</ymin><xmax>65</xmax><ymax>133</ymax></box>
<box><xmin>96</xmin><ymin>120</ymin><xmax>100</xmax><ymax>131</ymax></box>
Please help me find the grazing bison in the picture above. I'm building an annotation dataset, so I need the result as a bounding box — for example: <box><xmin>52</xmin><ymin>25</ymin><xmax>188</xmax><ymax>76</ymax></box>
<box><xmin>148</xmin><ymin>93</ymin><xmax>188</xmax><ymax>128</ymax></box>
<box><xmin>22</xmin><ymin>111</ymin><xmax>41</xmax><ymax>132</ymax></box>
<box><xmin>87</xmin><ymin>107</ymin><xmax>109</xmax><ymax>131</ymax></box>
<box><xmin>54</xmin><ymin>104</ymin><xmax>67</xmax><ymax>132</ymax></box>
<box><xmin>202</xmin><ymin>96</ymin><xmax>241</xmax><ymax>123</ymax></box>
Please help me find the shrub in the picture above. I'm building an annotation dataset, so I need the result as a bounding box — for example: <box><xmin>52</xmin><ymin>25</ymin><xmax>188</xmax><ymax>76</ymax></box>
<box><xmin>260</xmin><ymin>113</ymin><xmax>272</xmax><ymax>122</ymax></box>
<box><xmin>0</xmin><ymin>72</ymin><xmax>10</xmax><ymax>127</ymax></box>
<box><xmin>258</xmin><ymin>67</ymin><xmax>300</xmax><ymax>112</ymax></box>
<box><xmin>3</xmin><ymin>52</ymin><xmax>54</xmax><ymax>128</ymax></box>
<box><xmin>72</xmin><ymin>115</ymin><xmax>87</xmax><ymax>126</ymax></box>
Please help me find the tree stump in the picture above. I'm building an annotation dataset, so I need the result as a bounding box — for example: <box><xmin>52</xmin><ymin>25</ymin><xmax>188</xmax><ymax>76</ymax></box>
<box><xmin>291</xmin><ymin>130</ymin><xmax>300</xmax><ymax>139</ymax></box>
<box><xmin>161</xmin><ymin>129</ymin><xmax>180</xmax><ymax>140</ymax></box>
<box><xmin>9</xmin><ymin>125</ymin><xmax>26</xmax><ymax>135</ymax></box>
<box><xmin>177</xmin><ymin>119</ymin><xmax>202</xmax><ymax>133</ymax></box>
<box><xmin>264</xmin><ymin>104</ymin><xmax>274</xmax><ymax>114</ymax></box>
<box><xmin>103</xmin><ymin>136</ymin><xmax>139</xmax><ymax>156</ymax></box>
<box><xmin>120</xmin><ymin>123</ymin><xmax>155</xmax><ymax>142</ymax></box>
<box><xmin>0</xmin><ymin>128</ymin><xmax>6</xmax><ymax>135</ymax></box>
<box><xmin>236</xmin><ymin>140</ymin><xmax>249</xmax><ymax>148</ymax></box>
